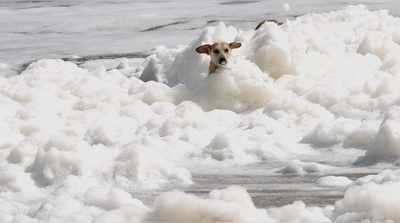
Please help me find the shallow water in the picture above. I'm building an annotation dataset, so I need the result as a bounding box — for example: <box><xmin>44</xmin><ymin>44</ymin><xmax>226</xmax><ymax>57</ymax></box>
<box><xmin>133</xmin><ymin>158</ymin><xmax>392</xmax><ymax>208</ymax></box>
<box><xmin>190</xmin><ymin>165</ymin><xmax>388</xmax><ymax>208</ymax></box>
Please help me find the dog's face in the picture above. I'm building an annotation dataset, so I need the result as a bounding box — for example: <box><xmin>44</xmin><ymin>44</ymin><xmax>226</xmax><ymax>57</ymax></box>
<box><xmin>196</xmin><ymin>41</ymin><xmax>241</xmax><ymax>66</ymax></box>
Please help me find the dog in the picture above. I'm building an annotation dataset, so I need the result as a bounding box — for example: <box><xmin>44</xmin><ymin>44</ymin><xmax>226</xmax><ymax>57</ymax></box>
<box><xmin>195</xmin><ymin>41</ymin><xmax>241</xmax><ymax>74</ymax></box>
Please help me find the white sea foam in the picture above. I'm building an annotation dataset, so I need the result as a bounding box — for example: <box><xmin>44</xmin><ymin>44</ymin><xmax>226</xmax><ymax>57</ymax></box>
<box><xmin>1</xmin><ymin>5</ymin><xmax>400</xmax><ymax>223</ymax></box>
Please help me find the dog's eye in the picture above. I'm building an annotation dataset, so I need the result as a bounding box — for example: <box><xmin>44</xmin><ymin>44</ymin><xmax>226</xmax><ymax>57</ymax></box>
<box><xmin>213</xmin><ymin>49</ymin><xmax>219</xmax><ymax>54</ymax></box>
<box><xmin>224</xmin><ymin>48</ymin><xmax>229</xmax><ymax>53</ymax></box>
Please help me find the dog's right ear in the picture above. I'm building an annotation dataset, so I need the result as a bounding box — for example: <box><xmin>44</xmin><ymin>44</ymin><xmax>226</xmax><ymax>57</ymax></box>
<box><xmin>195</xmin><ymin>44</ymin><xmax>211</xmax><ymax>55</ymax></box>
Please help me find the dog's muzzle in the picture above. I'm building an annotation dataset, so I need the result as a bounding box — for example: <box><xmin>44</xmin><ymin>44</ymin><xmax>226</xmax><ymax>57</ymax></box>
<box><xmin>219</xmin><ymin>58</ymin><xmax>227</xmax><ymax>65</ymax></box>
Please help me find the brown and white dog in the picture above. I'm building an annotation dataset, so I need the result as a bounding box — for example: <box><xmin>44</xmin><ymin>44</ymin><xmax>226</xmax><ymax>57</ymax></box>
<box><xmin>195</xmin><ymin>41</ymin><xmax>241</xmax><ymax>74</ymax></box>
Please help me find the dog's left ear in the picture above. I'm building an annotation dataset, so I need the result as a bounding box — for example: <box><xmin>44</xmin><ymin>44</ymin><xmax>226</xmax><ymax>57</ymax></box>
<box><xmin>195</xmin><ymin>44</ymin><xmax>211</xmax><ymax>55</ymax></box>
<box><xmin>229</xmin><ymin>42</ymin><xmax>242</xmax><ymax>49</ymax></box>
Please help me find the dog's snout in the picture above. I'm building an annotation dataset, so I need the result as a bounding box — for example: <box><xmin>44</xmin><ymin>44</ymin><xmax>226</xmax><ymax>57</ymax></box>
<box><xmin>219</xmin><ymin>58</ymin><xmax>227</xmax><ymax>65</ymax></box>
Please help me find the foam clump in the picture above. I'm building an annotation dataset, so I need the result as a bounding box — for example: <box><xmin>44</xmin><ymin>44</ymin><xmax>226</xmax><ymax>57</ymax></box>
<box><xmin>146</xmin><ymin>186</ymin><xmax>272</xmax><ymax>223</ymax></box>
<box><xmin>359</xmin><ymin>107</ymin><xmax>400</xmax><ymax>164</ymax></box>
<box><xmin>186</xmin><ymin>58</ymin><xmax>277</xmax><ymax>111</ymax></box>
<box><xmin>268</xmin><ymin>201</ymin><xmax>332</xmax><ymax>223</ymax></box>
<box><xmin>333</xmin><ymin>169</ymin><xmax>400</xmax><ymax>222</ymax></box>
<box><xmin>317</xmin><ymin>176</ymin><xmax>353</xmax><ymax>188</ymax></box>
<box><xmin>252</xmin><ymin>22</ymin><xmax>293</xmax><ymax>79</ymax></box>
<box><xmin>279</xmin><ymin>159</ymin><xmax>333</xmax><ymax>176</ymax></box>
<box><xmin>0</xmin><ymin>164</ymin><xmax>19</xmax><ymax>192</ymax></box>
<box><xmin>113</xmin><ymin>145</ymin><xmax>193</xmax><ymax>189</ymax></box>
<box><xmin>84</xmin><ymin>187</ymin><xmax>146</xmax><ymax>210</ymax></box>
<box><xmin>26</xmin><ymin>147</ymin><xmax>81</xmax><ymax>187</ymax></box>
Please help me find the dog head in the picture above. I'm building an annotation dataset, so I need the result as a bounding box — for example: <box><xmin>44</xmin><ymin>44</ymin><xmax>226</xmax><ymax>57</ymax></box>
<box><xmin>196</xmin><ymin>41</ymin><xmax>241</xmax><ymax>68</ymax></box>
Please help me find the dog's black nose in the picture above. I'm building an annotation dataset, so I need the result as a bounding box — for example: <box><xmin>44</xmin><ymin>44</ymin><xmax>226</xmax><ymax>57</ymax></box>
<box><xmin>219</xmin><ymin>58</ymin><xmax>227</xmax><ymax>65</ymax></box>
